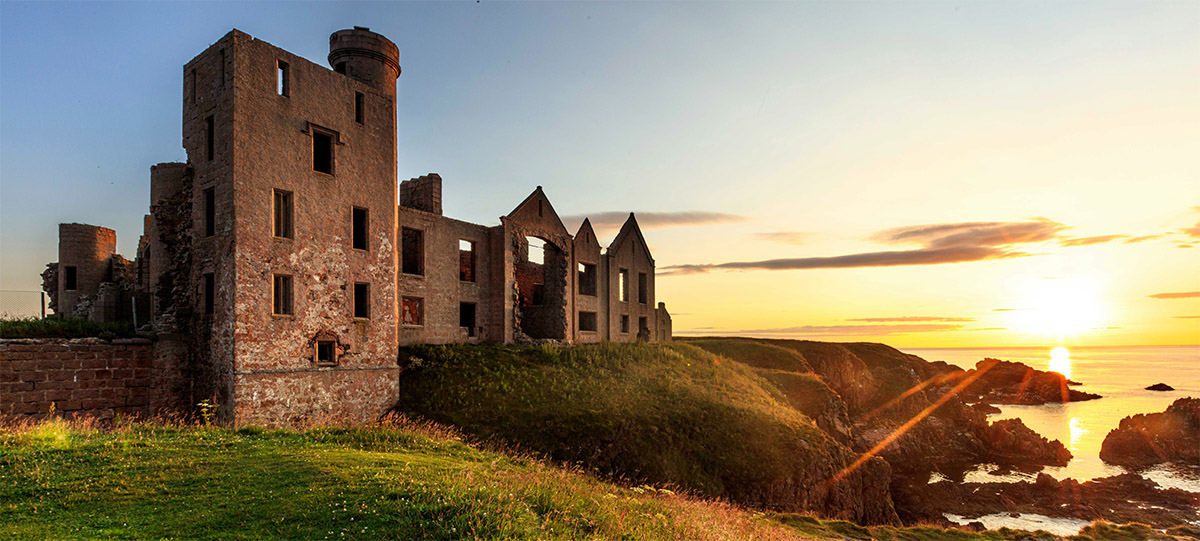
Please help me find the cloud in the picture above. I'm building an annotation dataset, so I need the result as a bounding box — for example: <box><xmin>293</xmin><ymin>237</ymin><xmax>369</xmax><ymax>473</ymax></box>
<box><xmin>1123</xmin><ymin>235</ymin><xmax>1162</xmax><ymax>244</ymax></box>
<box><xmin>873</xmin><ymin>219</ymin><xmax>1066</xmax><ymax>249</ymax></box>
<box><xmin>1058</xmin><ymin>235</ymin><xmax>1129</xmax><ymax>247</ymax></box>
<box><xmin>662</xmin><ymin>219</ymin><xmax>1064</xmax><ymax>275</ymax></box>
<box><xmin>1148</xmin><ymin>291</ymin><xmax>1200</xmax><ymax>299</ymax></box>
<box><xmin>731</xmin><ymin>323</ymin><xmax>965</xmax><ymax>336</ymax></box>
<box><xmin>1181</xmin><ymin>220</ymin><xmax>1200</xmax><ymax>240</ymax></box>
<box><xmin>1173</xmin><ymin>316</ymin><xmax>1200</xmax><ymax>319</ymax></box>
<box><xmin>563</xmin><ymin>211</ymin><xmax>746</xmax><ymax>232</ymax></box>
<box><xmin>1178</xmin><ymin>244</ymin><xmax>1194</xmax><ymax>249</ymax></box>
<box><xmin>846</xmin><ymin>316</ymin><xmax>975</xmax><ymax>322</ymax></box>
<box><xmin>753</xmin><ymin>232</ymin><xmax>811</xmax><ymax>245</ymax></box>
<box><xmin>992</xmin><ymin>308</ymin><xmax>1031</xmax><ymax>312</ymax></box>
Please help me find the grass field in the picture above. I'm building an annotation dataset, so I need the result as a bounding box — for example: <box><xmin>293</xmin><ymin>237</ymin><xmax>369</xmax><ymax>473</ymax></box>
<box><xmin>3</xmin><ymin>417</ymin><xmax>1189</xmax><ymax>539</ymax></box>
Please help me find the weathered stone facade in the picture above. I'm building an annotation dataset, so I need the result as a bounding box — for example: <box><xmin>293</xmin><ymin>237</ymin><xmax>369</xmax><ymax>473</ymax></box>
<box><xmin>41</xmin><ymin>27</ymin><xmax>671</xmax><ymax>424</ymax></box>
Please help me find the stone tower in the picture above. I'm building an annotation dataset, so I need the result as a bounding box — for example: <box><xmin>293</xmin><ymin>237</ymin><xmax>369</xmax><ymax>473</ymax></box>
<box><xmin>166</xmin><ymin>28</ymin><xmax>402</xmax><ymax>422</ymax></box>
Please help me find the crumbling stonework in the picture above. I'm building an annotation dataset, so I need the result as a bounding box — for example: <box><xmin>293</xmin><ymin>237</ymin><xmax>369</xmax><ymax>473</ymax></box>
<box><xmin>42</xmin><ymin>27</ymin><xmax>672</xmax><ymax>424</ymax></box>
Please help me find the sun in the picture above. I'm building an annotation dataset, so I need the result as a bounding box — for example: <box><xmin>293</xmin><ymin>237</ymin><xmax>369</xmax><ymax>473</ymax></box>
<box><xmin>1009</xmin><ymin>276</ymin><xmax>1106</xmax><ymax>338</ymax></box>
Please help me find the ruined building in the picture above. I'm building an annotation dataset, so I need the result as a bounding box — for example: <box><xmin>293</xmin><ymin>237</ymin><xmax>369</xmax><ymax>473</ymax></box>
<box><xmin>41</xmin><ymin>28</ymin><xmax>672</xmax><ymax>423</ymax></box>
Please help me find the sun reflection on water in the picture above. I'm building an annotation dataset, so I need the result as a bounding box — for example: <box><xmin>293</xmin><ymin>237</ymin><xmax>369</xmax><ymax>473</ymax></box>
<box><xmin>1068</xmin><ymin>416</ymin><xmax>1088</xmax><ymax>452</ymax></box>
<box><xmin>1048</xmin><ymin>346</ymin><xmax>1072</xmax><ymax>380</ymax></box>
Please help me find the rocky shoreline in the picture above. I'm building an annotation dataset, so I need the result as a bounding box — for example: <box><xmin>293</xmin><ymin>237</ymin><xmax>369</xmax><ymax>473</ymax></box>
<box><xmin>1100</xmin><ymin>397</ymin><xmax>1200</xmax><ymax>468</ymax></box>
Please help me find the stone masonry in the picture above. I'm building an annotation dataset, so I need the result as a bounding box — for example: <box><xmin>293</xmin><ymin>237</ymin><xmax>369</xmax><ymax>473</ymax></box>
<box><xmin>39</xmin><ymin>27</ymin><xmax>672</xmax><ymax>424</ymax></box>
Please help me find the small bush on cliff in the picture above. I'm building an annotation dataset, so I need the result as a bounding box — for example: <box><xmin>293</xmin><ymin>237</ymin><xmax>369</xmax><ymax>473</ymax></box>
<box><xmin>394</xmin><ymin>342</ymin><xmax>898</xmax><ymax>524</ymax></box>
<box><xmin>0</xmin><ymin>317</ymin><xmax>134</xmax><ymax>339</ymax></box>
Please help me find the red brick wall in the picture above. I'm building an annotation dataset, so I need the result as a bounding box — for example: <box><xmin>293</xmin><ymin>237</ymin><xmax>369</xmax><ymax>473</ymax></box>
<box><xmin>1</xmin><ymin>339</ymin><xmax>160</xmax><ymax>419</ymax></box>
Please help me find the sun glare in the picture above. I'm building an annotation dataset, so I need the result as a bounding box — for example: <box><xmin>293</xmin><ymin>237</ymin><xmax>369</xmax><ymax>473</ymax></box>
<box><xmin>1048</xmin><ymin>346</ymin><xmax>1072</xmax><ymax>380</ymax></box>
<box><xmin>1010</xmin><ymin>277</ymin><xmax>1106</xmax><ymax>338</ymax></box>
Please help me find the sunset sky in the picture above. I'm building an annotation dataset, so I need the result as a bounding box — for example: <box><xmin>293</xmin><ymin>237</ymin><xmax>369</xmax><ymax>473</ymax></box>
<box><xmin>1</xmin><ymin>2</ymin><xmax>1197</xmax><ymax>347</ymax></box>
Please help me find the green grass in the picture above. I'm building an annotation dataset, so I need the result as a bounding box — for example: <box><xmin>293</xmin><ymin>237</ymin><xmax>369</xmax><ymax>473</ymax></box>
<box><xmin>686</xmin><ymin>339</ymin><xmax>813</xmax><ymax>373</ymax></box>
<box><xmin>0</xmin><ymin>417</ymin><xmax>799</xmax><ymax>540</ymax></box>
<box><xmin>393</xmin><ymin>341</ymin><xmax>888</xmax><ymax>521</ymax></box>
<box><xmin>0</xmin><ymin>317</ymin><xmax>135</xmax><ymax>339</ymax></box>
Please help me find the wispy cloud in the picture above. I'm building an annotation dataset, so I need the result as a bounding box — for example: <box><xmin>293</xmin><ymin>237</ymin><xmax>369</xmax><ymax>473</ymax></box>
<box><xmin>563</xmin><ymin>211</ymin><xmax>746</xmax><ymax>232</ymax></box>
<box><xmin>662</xmin><ymin>219</ymin><xmax>1065</xmax><ymax>275</ymax></box>
<box><xmin>1058</xmin><ymin>234</ymin><xmax>1129</xmax><ymax>247</ymax></box>
<box><xmin>1173</xmin><ymin>316</ymin><xmax>1200</xmax><ymax>319</ymax></box>
<box><xmin>846</xmin><ymin>316</ymin><xmax>975</xmax><ymax>322</ymax></box>
<box><xmin>1123</xmin><ymin>234</ymin><xmax>1162</xmax><ymax>244</ymax></box>
<box><xmin>731</xmin><ymin>323</ymin><xmax>965</xmax><ymax>336</ymax></box>
<box><xmin>753</xmin><ymin>232</ymin><xmax>811</xmax><ymax>245</ymax></box>
<box><xmin>1149</xmin><ymin>291</ymin><xmax>1200</xmax><ymax>299</ymax></box>
<box><xmin>992</xmin><ymin>308</ymin><xmax>1032</xmax><ymax>312</ymax></box>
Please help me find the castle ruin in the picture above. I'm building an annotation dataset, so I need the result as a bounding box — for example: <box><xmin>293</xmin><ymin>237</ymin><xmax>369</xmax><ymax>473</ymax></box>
<box><xmin>41</xmin><ymin>27</ymin><xmax>672</xmax><ymax>423</ymax></box>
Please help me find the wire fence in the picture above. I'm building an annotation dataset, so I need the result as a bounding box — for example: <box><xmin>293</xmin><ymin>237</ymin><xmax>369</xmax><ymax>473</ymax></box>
<box><xmin>0</xmin><ymin>290</ymin><xmax>47</xmax><ymax>319</ymax></box>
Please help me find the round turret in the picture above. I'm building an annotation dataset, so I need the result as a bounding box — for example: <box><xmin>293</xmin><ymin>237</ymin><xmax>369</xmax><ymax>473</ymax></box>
<box><xmin>328</xmin><ymin>27</ymin><xmax>400</xmax><ymax>91</ymax></box>
<box><xmin>57</xmin><ymin>223</ymin><xmax>117</xmax><ymax>316</ymax></box>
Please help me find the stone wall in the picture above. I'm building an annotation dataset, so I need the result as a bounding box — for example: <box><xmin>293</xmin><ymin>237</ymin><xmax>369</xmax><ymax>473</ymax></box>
<box><xmin>0</xmin><ymin>338</ymin><xmax>181</xmax><ymax>420</ymax></box>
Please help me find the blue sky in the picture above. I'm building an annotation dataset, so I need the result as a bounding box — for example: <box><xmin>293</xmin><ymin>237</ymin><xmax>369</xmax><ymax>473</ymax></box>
<box><xmin>2</xmin><ymin>2</ymin><xmax>1197</xmax><ymax>345</ymax></box>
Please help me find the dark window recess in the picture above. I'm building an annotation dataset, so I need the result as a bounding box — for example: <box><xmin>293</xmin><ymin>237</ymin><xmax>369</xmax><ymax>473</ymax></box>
<box><xmin>538</xmin><ymin>200</ymin><xmax>544</xmax><ymax>217</ymax></box>
<box><xmin>64</xmin><ymin>266</ymin><xmax>78</xmax><ymax>291</ymax></box>
<box><xmin>273</xmin><ymin>190</ymin><xmax>293</xmax><ymax>238</ymax></box>
<box><xmin>277</xmin><ymin>60</ymin><xmax>289</xmax><ymax>96</ymax></box>
<box><xmin>203</xmin><ymin>188</ymin><xmax>215</xmax><ymax>237</ymax></box>
<box><xmin>313</xmin><ymin>130</ymin><xmax>334</xmax><ymax>174</ymax></box>
<box><xmin>402</xmin><ymin>228</ymin><xmax>424</xmax><ymax>275</ymax></box>
<box><xmin>639</xmin><ymin>317</ymin><xmax>649</xmax><ymax>339</ymax></box>
<box><xmin>459</xmin><ymin>240</ymin><xmax>475</xmax><ymax>282</ymax></box>
<box><xmin>638</xmin><ymin>272</ymin><xmax>648</xmax><ymax>304</ymax></box>
<box><xmin>316</xmin><ymin>341</ymin><xmax>336</xmax><ymax>365</ymax></box>
<box><xmin>273</xmin><ymin>274</ymin><xmax>293</xmax><ymax>315</ymax></box>
<box><xmin>352</xmin><ymin>207</ymin><xmax>368</xmax><ymax>250</ymax></box>
<box><xmin>460</xmin><ymin>302</ymin><xmax>477</xmax><ymax>337</ymax></box>
<box><xmin>205</xmin><ymin>115</ymin><xmax>215</xmax><ymax>161</ymax></box>
<box><xmin>354</xmin><ymin>282</ymin><xmax>370</xmax><ymax>319</ymax></box>
<box><xmin>619</xmin><ymin>269</ymin><xmax>629</xmax><ymax>302</ymax></box>
<box><xmin>335</xmin><ymin>62</ymin><xmax>346</xmax><ymax>74</ymax></box>
<box><xmin>203</xmin><ymin>273</ymin><xmax>215</xmax><ymax>315</ymax></box>
<box><xmin>402</xmin><ymin>297</ymin><xmax>423</xmax><ymax>326</ymax></box>
<box><xmin>578</xmin><ymin>263</ymin><xmax>596</xmax><ymax>296</ymax></box>
<box><xmin>579</xmin><ymin>311</ymin><xmax>597</xmax><ymax>332</ymax></box>
<box><xmin>355</xmin><ymin>92</ymin><xmax>364</xmax><ymax>124</ymax></box>
<box><xmin>620</xmin><ymin>315</ymin><xmax>630</xmax><ymax>334</ymax></box>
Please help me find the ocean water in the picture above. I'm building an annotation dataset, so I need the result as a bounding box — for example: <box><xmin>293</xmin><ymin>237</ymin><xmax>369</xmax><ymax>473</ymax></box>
<box><xmin>903</xmin><ymin>346</ymin><xmax>1200</xmax><ymax>489</ymax></box>
<box><xmin>905</xmin><ymin>345</ymin><xmax>1199</xmax><ymax>534</ymax></box>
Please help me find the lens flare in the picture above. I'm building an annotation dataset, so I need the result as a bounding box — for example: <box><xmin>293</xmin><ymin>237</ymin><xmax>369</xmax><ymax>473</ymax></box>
<box><xmin>1049</xmin><ymin>346</ymin><xmax>1072</xmax><ymax>380</ymax></box>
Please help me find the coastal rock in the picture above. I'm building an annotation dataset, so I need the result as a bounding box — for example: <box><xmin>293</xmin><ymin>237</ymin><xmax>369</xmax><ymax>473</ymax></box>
<box><xmin>1146</xmin><ymin>383</ymin><xmax>1175</xmax><ymax>391</ymax></box>
<box><xmin>961</xmin><ymin>358</ymin><xmax>1102</xmax><ymax>405</ymax></box>
<box><xmin>981</xmin><ymin>418</ymin><xmax>1071</xmax><ymax>467</ymax></box>
<box><xmin>1100</xmin><ymin>397</ymin><xmax>1200</xmax><ymax>468</ymax></box>
<box><xmin>906</xmin><ymin>473</ymin><xmax>1200</xmax><ymax>529</ymax></box>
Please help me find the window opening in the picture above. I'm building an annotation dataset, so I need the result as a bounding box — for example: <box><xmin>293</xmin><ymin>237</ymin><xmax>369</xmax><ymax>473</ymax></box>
<box><xmin>579</xmin><ymin>311</ymin><xmax>597</xmax><ymax>332</ymax></box>
<box><xmin>402</xmin><ymin>228</ymin><xmax>424</xmax><ymax>275</ymax></box>
<box><xmin>578</xmin><ymin>263</ymin><xmax>596</xmax><ymax>296</ymax></box>
<box><xmin>402</xmin><ymin>297</ymin><xmax>423</xmax><ymax>326</ymax></box>
<box><xmin>460</xmin><ymin>302</ymin><xmax>477</xmax><ymax>337</ymax></box>
<box><xmin>273</xmin><ymin>190</ymin><xmax>293</xmax><ymax>239</ymax></box>
<box><xmin>620</xmin><ymin>314</ymin><xmax>630</xmax><ymax>334</ymax></box>
<box><xmin>352</xmin><ymin>207</ymin><xmax>368</xmax><ymax>250</ymax></box>
<box><xmin>353</xmin><ymin>282</ymin><xmax>370</xmax><ymax>319</ymax></box>
<box><xmin>619</xmin><ymin>268</ymin><xmax>629</xmax><ymax>302</ymax></box>
<box><xmin>355</xmin><ymin>92</ymin><xmax>364</xmax><ymax>124</ymax></box>
<box><xmin>525</xmin><ymin>236</ymin><xmax>544</xmax><ymax>265</ymax></box>
<box><xmin>203</xmin><ymin>272</ymin><xmax>215</xmax><ymax>314</ymax></box>
<box><xmin>638</xmin><ymin>272</ymin><xmax>648</xmax><ymax>304</ymax></box>
<box><xmin>64</xmin><ymin>266</ymin><xmax>77</xmax><ymax>291</ymax></box>
<box><xmin>277</xmin><ymin>60</ymin><xmax>289</xmax><ymax>96</ymax></box>
<box><xmin>459</xmin><ymin>239</ymin><xmax>476</xmax><ymax>282</ymax></box>
<box><xmin>203</xmin><ymin>188</ymin><xmax>215</xmax><ymax>237</ymax></box>
<box><xmin>313</xmin><ymin>130</ymin><xmax>334</xmax><ymax>174</ymax></box>
<box><xmin>205</xmin><ymin>115</ymin><xmax>214</xmax><ymax>161</ymax></box>
<box><xmin>315</xmin><ymin>340</ymin><xmax>336</xmax><ymax>365</ymax></box>
<box><xmin>273</xmin><ymin>274</ymin><xmax>293</xmax><ymax>315</ymax></box>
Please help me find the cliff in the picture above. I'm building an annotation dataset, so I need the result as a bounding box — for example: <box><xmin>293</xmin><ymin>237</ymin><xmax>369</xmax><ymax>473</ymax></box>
<box><xmin>1100</xmin><ymin>397</ymin><xmax>1200</xmax><ymax>468</ymax></box>
<box><xmin>393</xmin><ymin>342</ymin><xmax>899</xmax><ymax>525</ymax></box>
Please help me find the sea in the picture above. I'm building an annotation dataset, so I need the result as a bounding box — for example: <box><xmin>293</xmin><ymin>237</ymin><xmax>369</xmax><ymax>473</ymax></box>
<box><xmin>902</xmin><ymin>345</ymin><xmax>1200</xmax><ymax>535</ymax></box>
